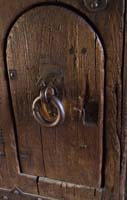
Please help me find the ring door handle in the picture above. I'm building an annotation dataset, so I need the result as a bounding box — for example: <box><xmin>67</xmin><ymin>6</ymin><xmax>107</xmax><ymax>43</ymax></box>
<box><xmin>32</xmin><ymin>87</ymin><xmax>65</xmax><ymax>127</ymax></box>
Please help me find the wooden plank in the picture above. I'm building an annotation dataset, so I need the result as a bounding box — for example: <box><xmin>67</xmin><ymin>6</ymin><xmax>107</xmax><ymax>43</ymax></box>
<box><xmin>38</xmin><ymin>6</ymin><xmax>104</xmax><ymax>187</ymax></box>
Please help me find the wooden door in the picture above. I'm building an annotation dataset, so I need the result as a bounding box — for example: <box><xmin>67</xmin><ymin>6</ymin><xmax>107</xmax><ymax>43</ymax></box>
<box><xmin>0</xmin><ymin>0</ymin><xmax>126</xmax><ymax>200</ymax></box>
<box><xmin>6</xmin><ymin>3</ymin><xmax>104</xmax><ymax>192</ymax></box>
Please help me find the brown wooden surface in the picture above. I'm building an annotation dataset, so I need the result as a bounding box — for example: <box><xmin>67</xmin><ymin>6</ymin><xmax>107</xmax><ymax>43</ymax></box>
<box><xmin>0</xmin><ymin>0</ymin><xmax>126</xmax><ymax>200</ymax></box>
<box><xmin>6</xmin><ymin>5</ymin><xmax>104</xmax><ymax>188</ymax></box>
<box><xmin>38</xmin><ymin>177</ymin><xmax>103</xmax><ymax>200</ymax></box>
<box><xmin>122</xmin><ymin>1</ymin><xmax>127</xmax><ymax>199</ymax></box>
<box><xmin>57</xmin><ymin>0</ymin><xmax>126</xmax><ymax>199</ymax></box>
<box><xmin>0</xmin><ymin>188</ymin><xmax>58</xmax><ymax>200</ymax></box>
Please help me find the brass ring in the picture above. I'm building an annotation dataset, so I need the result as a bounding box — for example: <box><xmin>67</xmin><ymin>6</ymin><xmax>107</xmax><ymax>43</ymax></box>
<box><xmin>32</xmin><ymin>89</ymin><xmax>65</xmax><ymax>127</ymax></box>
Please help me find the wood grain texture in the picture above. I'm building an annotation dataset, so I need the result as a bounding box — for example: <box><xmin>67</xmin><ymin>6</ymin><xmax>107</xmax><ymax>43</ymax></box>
<box><xmin>122</xmin><ymin>1</ymin><xmax>127</xmax><ymax>199</ymax></box>
<box><xmin>38</xmin><ymin>177</ymin><xmax>102</xmax><ymax>200</ymax></box>
<box><xmin>0</xmin><ymin>188</ymin><xmax>58</xmax><ymax>200</ymax></box>
<box><xmin>57</xmin><ymin>0</ymin><xmax>126</xmax><ymax>199</ymax></box>
<box><xmin>0</xmin><ymin>0</ymin><xmax>56</xmax><ymax>195</ymax></box>
<box><xmin>0</xmin><ymin>0</ymin><xmax>126</xmax><ymax>200</ymax></box>
<box><xmin>6</xmin><ymin>5</ymin><xmax>104</xmax><ymax>188</ymax></box>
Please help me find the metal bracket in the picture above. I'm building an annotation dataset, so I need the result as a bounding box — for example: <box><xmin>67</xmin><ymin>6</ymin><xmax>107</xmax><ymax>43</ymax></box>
<box><xmin>83</xmin><ymin>0</ymin><xmax>108</xmax><ymax>11</ymax></box>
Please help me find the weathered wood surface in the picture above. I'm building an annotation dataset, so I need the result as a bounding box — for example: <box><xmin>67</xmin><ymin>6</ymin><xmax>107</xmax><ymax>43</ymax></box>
<box><xmin>123</xmin><ymin>1</ymin><xmax>127</xmax><ymax>200</ymax></box>
<box><xmin>58</xmin><ymin>0</ymin><xmax>126</xmax><ymax>199</ymax></box>
<box><xmin>6</xmin><ymin>5</ymin><xmax>104</xmax><ymax>188</ymax></box>
<box><xmin>0</xmin><ymin>188</ymin><xmax>58</xmax><ymax>200</ymax></box>
<box><xmin>38</xmin><ymin>177</ymin><xmax>103</xmax><ymax>200</ymax></box>
<box><xmin>0</xmin><ymin>0</ymin><xmax>56</xmax><ymax>195</ymax></box>
<box><xmin>0</xmin><ymin>0</ymin><xmax>126</xmax><ymax>200</ymax></box>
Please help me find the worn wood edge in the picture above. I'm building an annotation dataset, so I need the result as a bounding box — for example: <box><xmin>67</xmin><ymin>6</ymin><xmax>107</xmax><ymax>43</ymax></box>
<box><xmin>121</xmin><ymin>0</ymin><xmax>127</xmax><ymax>199</ymax></box>
<box><xmin>38</xmin><ymin>176</ymin><xmax>103</xmax><ymax>200</ymax></box>
<box><xmin>0</xmin><ymin>187</ymin><xmax>58</xmax><ymax>200</ymax></box>
<box><xmin>95</xmin><ymin>36</ymin><xmax>105</xmax><ymax>188</ymax></box>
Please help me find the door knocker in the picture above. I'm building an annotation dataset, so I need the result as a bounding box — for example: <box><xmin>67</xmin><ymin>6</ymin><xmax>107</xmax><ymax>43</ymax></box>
<box><xmin>32</xmin><ymin>86</ymin><xmax>65</xmax><ymax>127</ymax></box>
<box><xmin>32</xmin><ymin>69</ymin><xmax>65</xmax><ymax>128</ymax></box>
